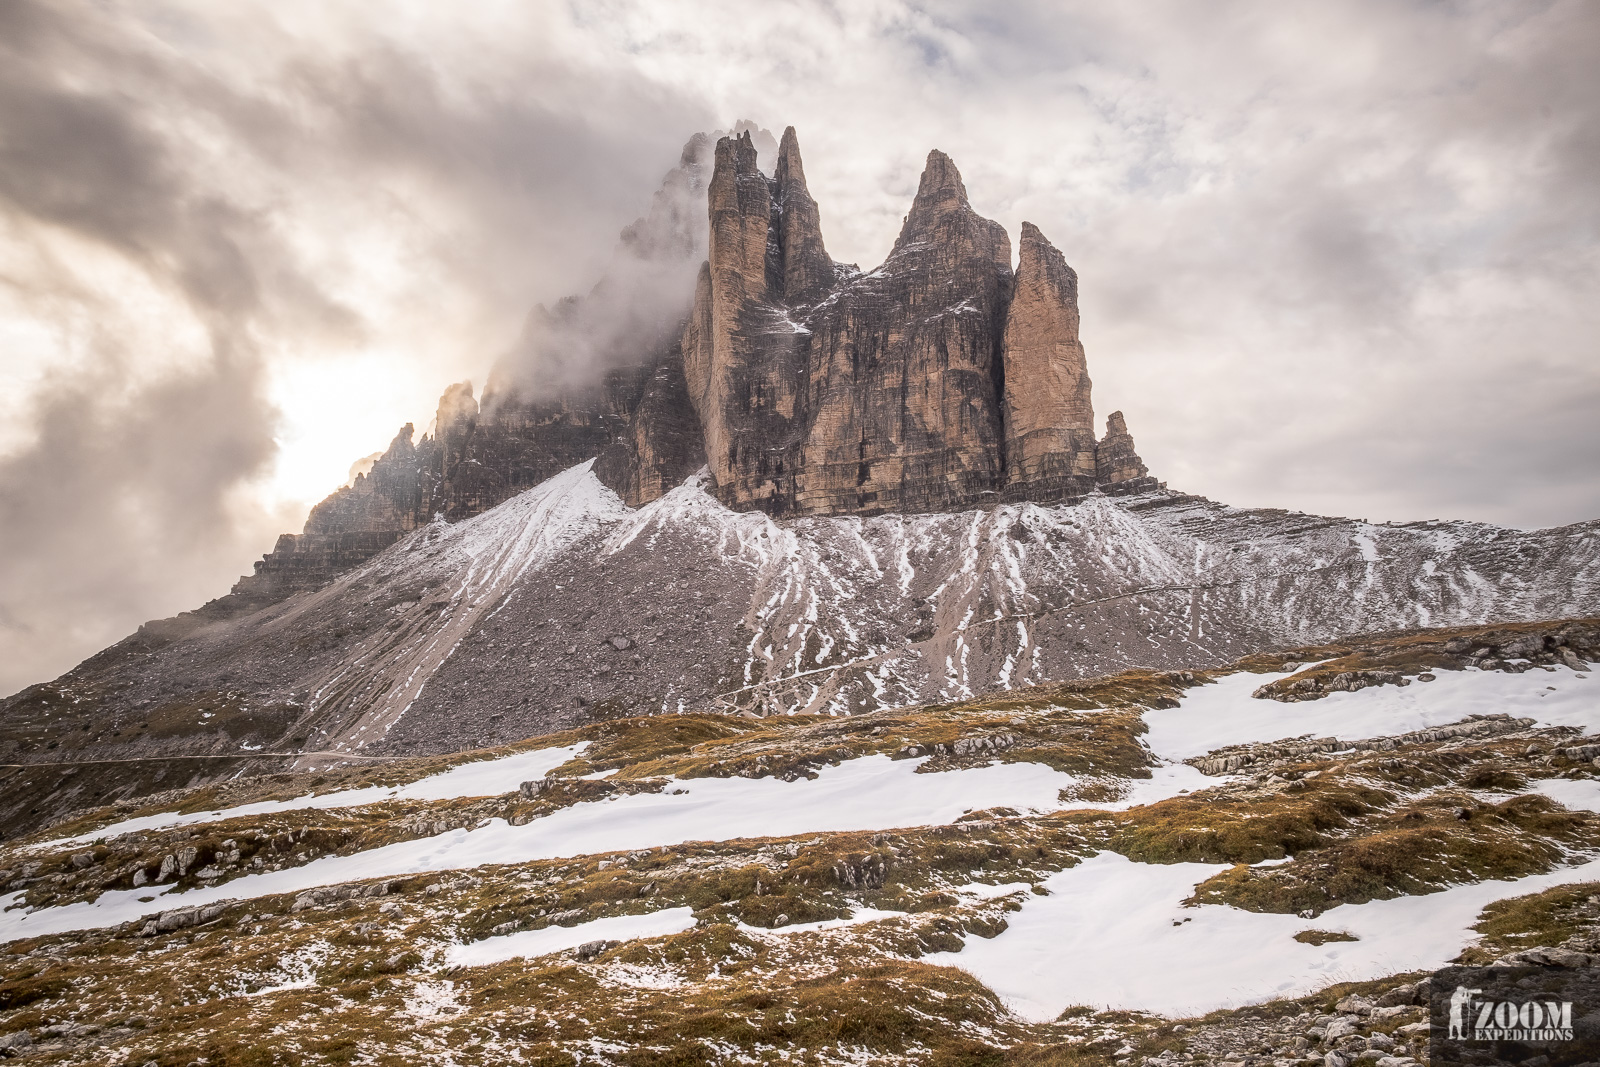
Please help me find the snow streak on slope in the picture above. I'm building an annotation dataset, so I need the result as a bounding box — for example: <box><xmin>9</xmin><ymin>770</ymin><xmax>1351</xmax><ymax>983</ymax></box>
<box><xmin>300</xmin><ymin>463</ymin><xmax>627</xmax><ymax>751</ymax></box>
<box><xmin>42</xmin><ymin>744</ymin><xmax>587</xmax><ymax>849</ymax></box>
<box><xmin>291</xmin><ymin>470</ymin><xmax>1600</xmax><ymax>751</ymax></box>
<box><xmin>44</xmin><ymin>466</ymin><xmax>1598</xmax><ymax>764</ymax></box>
<box><xmin>570</xmin><ymin>477</ymin><xmax>1600</xmax><ymax>719</ymax></box>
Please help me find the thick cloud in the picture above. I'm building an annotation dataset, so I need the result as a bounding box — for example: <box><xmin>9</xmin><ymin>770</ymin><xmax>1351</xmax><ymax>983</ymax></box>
<box><xmin>2</xmin><ymin>0</ymin><xmax>1597</xmax><ymax>695</ymax></box>
<box><xmin>0</xmin><ymin>0</ymin><xmax>710</xmax><ymax>694</ymax></box>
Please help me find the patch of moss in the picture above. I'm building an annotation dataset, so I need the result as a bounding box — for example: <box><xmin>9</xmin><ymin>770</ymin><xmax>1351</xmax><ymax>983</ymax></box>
<box><xmin>1457</xmin><ymin>880</ymin><xmax>1600</xmax><ymax>963</ymax></box>
<box><xmin>1188</xmin><ymin>793</ymin><xmax>1597</xmax><ymax>916</ymax></box>
<box><xmin>1293</xmin><ymin>929</ymin><xmax>1358</xmax><ymax>945</ymax></box>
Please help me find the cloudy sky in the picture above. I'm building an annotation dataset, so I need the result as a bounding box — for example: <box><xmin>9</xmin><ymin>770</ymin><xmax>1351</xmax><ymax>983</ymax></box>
<box><xmin>2</xmin><ymin>0</ymin><xmax>1597</xmax><ymax>695</ymax></box>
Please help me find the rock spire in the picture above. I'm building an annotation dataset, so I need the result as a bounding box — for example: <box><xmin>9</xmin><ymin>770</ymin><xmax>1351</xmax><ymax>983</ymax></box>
<box><xmin>1001</xmin><ymin>222</ymin><xmax>1098</xmax><ymax>502</ymax></box>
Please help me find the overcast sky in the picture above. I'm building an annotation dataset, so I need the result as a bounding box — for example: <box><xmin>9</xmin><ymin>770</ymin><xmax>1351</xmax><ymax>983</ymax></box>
<box><xmin>2</xmin><ymin>0</ymin><xmax>1597</xmax><ymax>696</ymax></box>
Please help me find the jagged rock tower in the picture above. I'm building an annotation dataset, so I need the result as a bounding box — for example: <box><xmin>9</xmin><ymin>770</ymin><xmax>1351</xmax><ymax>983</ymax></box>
<box><xmin>1001</xmin><ymin>222</ymin><xmax>1099</xmax><ymax>502</ymax></box>
<box><xmin>683</xmin><ymin>127</ymin><xmax>1153</xmax><ymax>517</ymax></box>
<box><xmin>238</xmin><ymin>126</ymin><xmax>1159</xmax><ymax>596</ymax></box>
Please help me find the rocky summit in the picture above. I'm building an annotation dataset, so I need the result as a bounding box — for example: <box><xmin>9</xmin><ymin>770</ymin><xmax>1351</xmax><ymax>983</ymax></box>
<box><xmin>238</xmin><ymin>127</ymin><xmax>1153</xmax><ymax>600</ymax></box>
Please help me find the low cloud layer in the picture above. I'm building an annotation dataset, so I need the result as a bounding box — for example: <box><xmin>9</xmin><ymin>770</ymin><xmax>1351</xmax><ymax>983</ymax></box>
<box><xmin>2</xmin><ymin>0</ymin><xmax>1597</xmax><ymax>694</ymax></box>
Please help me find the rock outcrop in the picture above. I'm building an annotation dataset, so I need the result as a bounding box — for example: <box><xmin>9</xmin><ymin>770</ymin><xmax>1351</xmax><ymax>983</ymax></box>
<box><xmin>794</xmin><ymin>148</ymin><xmax>1013</xmax><ymax>516</ymax></box>
<box><xmin>240</xmin><ymin>125</ymin><xmax>1166</xmax><ymax>597</ymax></box>
<box><xmin>1094</xmin><ymin>411</ymin><xmax>1156</xmax><ymax>493</ymax></box>
<box><xmin>1001</xmin><ymin>222</ymin><xmax>1098</xmax><ymax>502</ymax></box>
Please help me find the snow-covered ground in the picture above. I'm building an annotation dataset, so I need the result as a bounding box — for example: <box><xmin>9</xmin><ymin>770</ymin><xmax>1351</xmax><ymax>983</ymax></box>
<box><xmin>8</xmin><ymin>658</ymin><xmax>1600</xmax><ymax>1026</ymax></box>
<box><xmin>445</xmin><ymin>907</ymin><xmax>698</xmax><ymax>969</ymax></box>
<box><xmin>923</xmin><ymin>663</ymin><xmax>1600</xmax><ymax>1020</ymax></box>
<box><xmin>42</xmin><ymin>744</ymin><xmax>589</xmax><ymax>849</ymax></box>
<box><xmin>0</xmin><ymin>753</ymin><xmax>1089</xmax><ymax>942</ymax></box>
<box><xmin>1527</xmin><ymin>776</ymin><xmax>1600</xmax><ymax>813</ymax></box>
<box><xmin>1144</xmin><ymin>663</ymin><xmax>1597</xmax><ymax>761</ymax></box>
<box><xmin>932</xmin><ymin>851</ymin><xmax>1600</xmax><ymax>1020</ymax></box>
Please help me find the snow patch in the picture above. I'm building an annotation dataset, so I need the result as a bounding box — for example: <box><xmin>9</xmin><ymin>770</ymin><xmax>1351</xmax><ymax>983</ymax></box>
<box><xmin>931</xmin><ymin>850</ymin><xmax>1600</xmax><ymax>1020</ymax></box>
<box><xmin>445</xmin><ymin>907</ymin><xmax>697</xmax><ymax>969</ymax></box>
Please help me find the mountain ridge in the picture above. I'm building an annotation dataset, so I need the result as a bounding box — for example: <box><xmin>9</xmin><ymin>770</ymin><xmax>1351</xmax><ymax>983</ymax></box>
<box><xmin>235</xmin><ymin>126</ymin><xmax>1155</xmax><ymax>603</ymax></box>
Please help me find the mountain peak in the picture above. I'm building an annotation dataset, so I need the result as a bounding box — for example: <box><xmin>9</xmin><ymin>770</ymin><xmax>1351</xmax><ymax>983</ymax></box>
<box><xmin>899</xmin><ymin>149</ymin><xmax>970</xmax><ymax>233</ymax></box>
<box><xmin>1096</xmin><ymin>410</ymin><xmax>1155</xmax><ymax>492</ymax></box>
<box><xmin>775</xmin><ymin>126</ymin><xmax>805</xmax><ymax>188</ymax></box>
<box><xmin>772</xmin><ymin>127</ymin><xmax>833</xmax><ymax>304</ymax></box>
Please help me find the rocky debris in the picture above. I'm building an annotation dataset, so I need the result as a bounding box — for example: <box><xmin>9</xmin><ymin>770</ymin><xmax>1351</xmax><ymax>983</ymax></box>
<box><xmin>156</xmin><ymin>845</ymin><xmax>199</xmax><ymax>882</ymax></box>
<box><xmin>1187</xmin><ymin>714</ymin><xmax>1538</xmax><ymax>776</ymax></box>
<box><xmin>574</xmin><ymin>938</ymin><xmax>618</xmax><ymax>961</ymax></box>
<box><xmin>135</xmin><ymin>902</ymin><xmax>227</xmax><ymax>936</ymax></box>
<box><xmin>831</xmin><ymin>854</ymin><xmax>889</xmax><ymax>890</ymax></box>
<box><xmin>7</xmin><ymin>523</ymin><xmax>1596</xmax><ymax>837</ymax></box>
<box><xmin>291</xmin><ymin>880</ymin><xmax>396</xmax><ymax>913</ymax></box>
<box><xmin>1256</xmin><ymin>668</ymin><xmax>1410</xmax><ymax>701</ymax></box>
<box><xmin>1491</xmin><ymin>945</ymin><xmax>1596</xmax><ymax>967</ymax></box>
<box><xmin>1143</xmin><ymin>982</ymin><xmax>1431</xmax><ymax>1066</ymax></box>
<box><xmin>1142</xmin><ymin>938</ymin><xmax>1600</xmax><ymax>1066</ymax></box>
<box><xmin>898</xmin><ymin>734</ymin><xmax>1019</xmax><ymax>760</ymax></box>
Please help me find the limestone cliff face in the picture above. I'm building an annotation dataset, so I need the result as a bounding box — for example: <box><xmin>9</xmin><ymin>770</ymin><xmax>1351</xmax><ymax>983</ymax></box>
<box><xmin>1001</xmin><ymin>222</ymin><xmax>1098</xmax><ymax>503</ymax></box>
<box><xmin>686</xmin><ymin>130</ymin><xmax>809</xmax><ymax>513</ymax></box>
<box><xmin>593</xmin><ymin>341</ymin><xmax>708</xmax><ymax>507</ymax></box>
<box><xmin>795</xmin><ymin>149</ymin><xmax>1013</xmax><ymax>515</ymax></box>
<box><xmin>242</xmin><ymin>125</ymin><xmax>1163</xmax><ymax>600</ymax></box>
<box><xmin>677</xmin><ymin>128</ymin><xmax>1163</xmax><ymax>518</ymax></box>
<box><xmin>686</xmin><ymin>131</ymin><xmax>1147</xmax><ymax>518</ymax></box>
<box><xmin>772</xmin><ymin>127</ymin><xmax>836</xmax><ymax>305</ymax></box>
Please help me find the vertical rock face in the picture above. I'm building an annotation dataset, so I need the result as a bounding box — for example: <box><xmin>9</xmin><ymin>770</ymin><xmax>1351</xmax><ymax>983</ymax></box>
<box><xmin>772</xmin><ymin>127</ymin><xmax>836</xmax><ymax>305</ymax></box>
<box><xmin>1001</xmin><ymin>222</ymin><xmax>1098</xmax><ymax>502</ymax></box>
<box><xmin>685</xmin><ymin>129</ymin><xmax>810</xmax><ymax>513</ymax></box>
<box><xmin>686</xmin><ymin>136</ymin><xmax>1018</xmax><ymax>516</ymax></box>
<box><xmin>796</xmin><ymin>149</ymin><xmax>1012</xmax><ymax>515</ymax></box>
<box><xmin>1094</xmin><ymin>410</ymin><xmax>1156</xmax><ymax>492</ymax></box>
<box><xmin>434</xmin><ymin>382</ymin><xmax>478</xmax><ymax>480</ymax></box>
<box><xmin>593</xmin><ymin>341</ymin><xmax>708</xmax><ymax>506</ymax></box>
